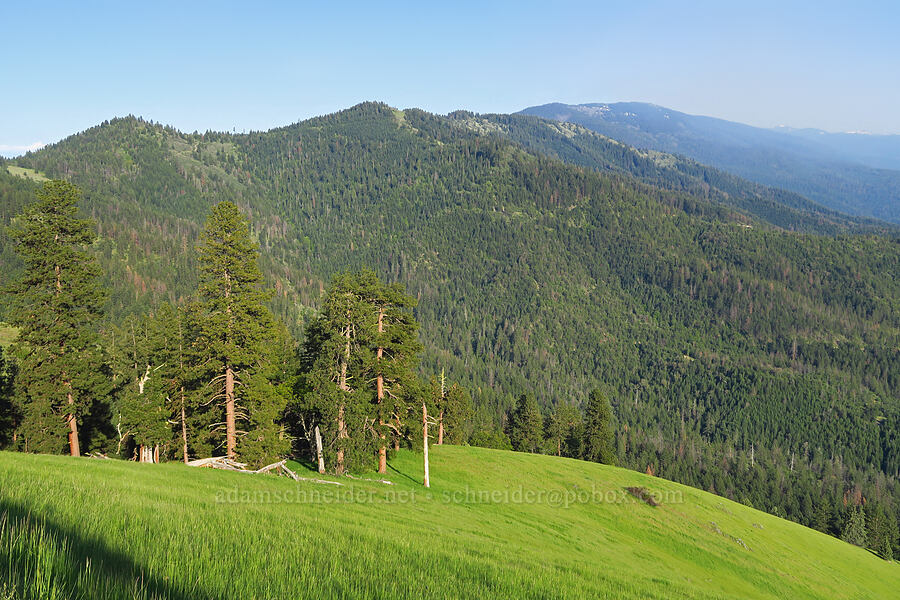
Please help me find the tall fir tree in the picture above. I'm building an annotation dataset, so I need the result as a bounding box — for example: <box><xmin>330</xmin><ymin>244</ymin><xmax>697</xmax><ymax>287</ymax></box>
<box><xmin>430</xmin><ymin>373</ymin><xmax>474</xmax><ymax>446</ymax></box>
<box><xmin>583</xmin><ymin>389</ymin><xmax>616</xmax><ymax>465</ymax></box>
<box><xmin>841</xmin><ymin>505</ymin><xmax>868</xmax><ymax>547</ymax></box>
<box><xmin>365</xmin><ymin>271</ymin><xmax>422</xmax><ymax>473</ymax></box>
<box><xmin>191</xmin><ymin>201</ymin><xmax>287</xmax><ymax>465</ymax></box>
<box><xmin>4</xmin><ymin>180</ymin><xmax>111</xmax><ymax>455</ymax></box>
<box><xmin>298</xmin><ymin>270</ymin><xmax>422</xmax><ymax>473</ymax></box>
<box><xmin>299</xmin><ymin>272</ymin><xmax>374</xmax><ymax>473</ymax></box>
<box><xmin>508</xmin><ymin>394</ymin><xmax>544</xmax><ymax>453</ymax></box>
<box><xmin>547</xmin><ymin>401</ymin><xmax>581</xmax><ymax>457</ymax></box>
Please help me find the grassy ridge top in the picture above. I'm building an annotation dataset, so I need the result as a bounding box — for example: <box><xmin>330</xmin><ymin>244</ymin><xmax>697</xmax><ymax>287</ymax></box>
<box><xmin>1</xmin><ymin>447</ymin><xmax>895</xmax><ymax>599</ymax></box>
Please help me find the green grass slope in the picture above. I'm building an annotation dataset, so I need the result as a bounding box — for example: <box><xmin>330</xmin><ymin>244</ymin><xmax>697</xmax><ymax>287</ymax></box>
<box><xmin>1</xmin><ymin>447</ymin><xmax>895</xmax><ymax>599</ymax></box>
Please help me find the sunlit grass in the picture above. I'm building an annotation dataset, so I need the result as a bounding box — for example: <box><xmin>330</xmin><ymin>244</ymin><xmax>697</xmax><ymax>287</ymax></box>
<box><xmin>0</xmin><ymin>324</ymin><xmax>18</xmax><ymax>349</ymax></box>
<box><xmin>0</xmin><ymin>446</ymin><xmax>896</xmax><ymax>599</ymax></box>
<box><xmin>5</xmin><ymin>166</ymin><xmax>47</xmax><ymax>182</ymax></box>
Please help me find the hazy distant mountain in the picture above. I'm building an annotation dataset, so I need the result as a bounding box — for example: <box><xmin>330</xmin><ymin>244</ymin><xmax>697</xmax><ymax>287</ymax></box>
<box><xmin>774</xmin><ymin>126</ymin><xmax>900</xmax><ymax>171</ymax></box>
<box><xmin>447</xmin><ymin>111</ymin><xmax>892</xmax><ymax>236</ymax></box>
<box><xmin>519</xmin><ymin>102</ymin><xmax>900</xmax><ymax>223</ymax></box>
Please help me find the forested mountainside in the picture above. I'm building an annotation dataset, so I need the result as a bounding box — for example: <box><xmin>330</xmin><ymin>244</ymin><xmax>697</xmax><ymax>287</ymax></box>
<box><xmin>520</xmin><ymin>102</ymin><xmax>900</xmax><ymax>224</ymax></box>
<box><xmin>450</xmin><ymin>111</ymin><xmax>896</xmax><ymax>236</ymax></box>
<box><xmin>2</xmin><ymin>102</ymin><xmax>899</xmax><ymax>530</ymax></box>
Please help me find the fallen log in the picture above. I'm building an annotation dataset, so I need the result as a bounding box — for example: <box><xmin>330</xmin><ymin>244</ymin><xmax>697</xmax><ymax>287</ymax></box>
<box><xmin>187</xmin><ymin>456</ymin><xmax>344</xmax><ymax>485</ymax></box>
<box><xmin>255</xmin><ymin>460</ymin><xmax>287</xmax><ymax>474</ymax></box>
<box><xmin>296</xmin><ymin>476</ymin><xmax>343</xmax><ymax>486</ymax></box>
<box><xmin>344</xmin><ymin>474</ymin><xmax>394</xmax><ymax>485</ymax></box>
<box><xmin>187</xmin><ymin>456</ymin><xmax>248</xmax><ymax>469</ymax></box>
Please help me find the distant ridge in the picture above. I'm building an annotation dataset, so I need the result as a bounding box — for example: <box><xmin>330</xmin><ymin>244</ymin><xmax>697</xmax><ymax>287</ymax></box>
<box><xmin>519</xmin><ymin>102</ymin><xmax>900</xmax><ymax>223</ymax></box>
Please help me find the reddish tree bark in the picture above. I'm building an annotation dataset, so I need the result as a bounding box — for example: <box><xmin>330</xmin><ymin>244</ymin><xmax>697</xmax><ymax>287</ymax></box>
<box><xmin>225</xmin><ymin>367</ymin><xmax>236</xmax><ymax>459</ymax></box>
<box><xmin>67</xmin><ymin>390</ymin><xmax>80</xmax><ymax>457</ymax></box>
<box><xmin>377</xmin><ymin>308</ymin><xmax>387</xmax><ymax>473</ymax></box>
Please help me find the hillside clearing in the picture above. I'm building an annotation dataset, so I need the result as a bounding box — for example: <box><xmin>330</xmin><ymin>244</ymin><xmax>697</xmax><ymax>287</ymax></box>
<box><xmin>5</xmin><ymin>165</ymin><xmax>47</xmax><ymax>182</ymax></box>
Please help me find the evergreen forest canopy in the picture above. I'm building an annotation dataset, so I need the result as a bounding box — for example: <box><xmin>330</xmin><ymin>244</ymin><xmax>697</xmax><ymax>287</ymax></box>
<box><xmin>0</xmin><ymin>102</ymin><xmax>898</xmax><ymax>558</ymax></box>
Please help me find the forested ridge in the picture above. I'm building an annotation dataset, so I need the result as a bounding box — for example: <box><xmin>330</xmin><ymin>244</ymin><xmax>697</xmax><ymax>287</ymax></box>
<box><xmin>452</xmin><ymin>111</ymin><xmax>897</xmax><ymax>236</ymax></box>
<box><xmin>520</xmin><ymin>101</ymin><xmax>900</xmax><ymax>224</ymax></box>
<box><xmin>1</xmin><ymin>102</ymin><xmax>899</xmax><ymax>553</ymax></box>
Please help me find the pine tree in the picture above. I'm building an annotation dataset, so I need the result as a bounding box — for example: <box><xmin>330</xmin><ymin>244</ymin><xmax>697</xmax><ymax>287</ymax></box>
<box><xmin>547</xmin><ymin>401</ymin><xmax>580</xmax><ymax>457</ymax></box>
<box><xmin>299</xmin><ymin>272</ymin><xmax>374</xmax><ymax>473</ymax></box>
<box><xmin>365</xmin><ymin>272</ymin><xmax>421</xmax><ymax>473</ymax></box>
<box><xmin>508</xmin><ymin>394</ymin><xmax>543</xmax><ymax>453</ymax></box>
<box><xmin>111</xmin><ymin>303</ymin><xmax>188</xmax><ymax>462</ymax></box>
<box><xmin>114</xmin><ymin>315</ymin><xmax>168</xmax><ymax>461</ymax></box>
<box><xmin>583</xmin><ymin>389</ymin><xmax>616</xmax><ymax>465</ymax></box>
<box><xmin>841</xmin><ymin>505</ymin><xmax>868</xmax><ymax>547</ymax></box>
<box><xmin>866</xmin><ymin>504</ymin><xmax>898</xmax><ymax>560</ymax></box>
<box><xmin>430</xmin><ymin>374</ymin><xmax>474</xmax><ymax>445</ymax></box>
<box><xmin>191</xmin><ymin>201</ymin><xmax>287</xmax><ymax>464</ymax></box>
<box><xmin>298</xmin><ymin>270</ymin><xmax>422</xmax><ymax>473</ymax></box>
<box><xmin>4</xmin><ymin>180</ymin><xmax>111</xmax><ymax>455</ymax></box>
<box><xmin>238</xmin><ymin>320</ymin><xmax>296</xmax><ymax>467</ymax></box>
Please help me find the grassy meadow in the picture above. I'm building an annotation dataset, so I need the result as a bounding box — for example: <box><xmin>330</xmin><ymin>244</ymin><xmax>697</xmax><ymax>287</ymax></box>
<box><xmin>4</xmin><ymin>166</ymin><xmax>47</xmax><ymax>183</ymax></box>
<box><xmin>0</xmin><ymin>445</ymin><xmax>896</xmax><ymax>599</ymax></box>
<box><xmin>0</xmin><ymin>325</ymin><xmax>18</xmax><ymax>349</ymax></box>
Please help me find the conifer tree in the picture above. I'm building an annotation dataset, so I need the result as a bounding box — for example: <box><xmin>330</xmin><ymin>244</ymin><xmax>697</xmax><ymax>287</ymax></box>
<box><xmin>508</xmin><ymin>394</ymin><xmax>544</xmax><ymax>453</ymax></box>
<box><xmin>112</xmin><ymin>303</ymin><xmax>186</xmax><ymax>462</ymax></box>
<box><xmin>299</xmin><ymin>270</ymin><xmax>422</xmax><ymax>473</ymax></box>
<box><xmin>191</xmin><ymin>201</ymin><xmax>286</xmax><ymax>464</ymax></box>
<box><xmin>300</xmin><ymin>272</ymin><xmax>373</xmax><ymax>473</ymax></box>
<box><xmin>547</xmin><ymin>401</ymin><xmax>581</xmax><ymax>457</ymax></box>
<box><xmin>430</xmin><ymin>373</ymin><xmax>474</xmax><ymax>445</ymax></box>
<box><xmin>0</xmin><ymin>346</ymin><xmax>17</xmax><ymax>448</ymax></box>
<box><xmin>238</xmin><ymin>319</ymin><xmax>295</xmax><ymax>466</ymax></box>
<box><xmin>365</xmin><ymin>272</ymin><xmax>421</xmax><ymax>473</ymax></box>
<box><xmin>583</xmin><ymin>389</ymin><xmax>616</xmax><ymax>465</ymax></box>
<box><xmin>841</xmin><ymin>505</ymin><xmax>868</xmax><ymax>547</ymax></box>
<box><xmin>5</xmin><ymin>180</ymin><xmax>111</xmax><ymax>455</ymax></box>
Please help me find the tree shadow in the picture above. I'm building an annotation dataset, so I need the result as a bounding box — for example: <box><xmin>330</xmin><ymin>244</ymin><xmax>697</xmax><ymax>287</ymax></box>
<box><xmin>386</xmin><ymin>462</ymin><xmax>420</xmax><ymax>485</ymax></box>
<box><xmin>0</xmin><ymin>499</ymin><xmax>217</xmax><ymax>600</ymax></box>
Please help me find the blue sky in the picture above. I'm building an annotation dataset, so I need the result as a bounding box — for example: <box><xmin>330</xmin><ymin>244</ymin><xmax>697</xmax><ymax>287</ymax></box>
<box><xmin>2</xmin><ymin>0</ymin><xmax>898</xmax><ymax>155</ymax></box>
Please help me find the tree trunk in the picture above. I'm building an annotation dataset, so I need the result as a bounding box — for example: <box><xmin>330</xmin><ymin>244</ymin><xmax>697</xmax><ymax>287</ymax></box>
<box><xmin>59</xmin><ymin>264</ymin><xmax>79</xmax><ymax>457</ymax></box>
<box><xmin>181</xmin><ymin>389</ymin><xmax>189</xmax><ymax>464</ymax></box>
<box><xmin>140</xmin><ymin>444</ymin><xmax>156</xmax><ymax>463</ymax></box>
<box><xmin>423</xmin><ymin>402</ymin><xmax>430</xmax><ymax>488</ymax></box>
<box><xmin>437</xmin><ymin>369</ymin><xmax>445</xmax><ymax>445</ymax></box>
<box><xmin>376</xmin><ymin>308</ymin><xmax>386</xmax><ymax>473</ymax></box>
<box><xmin>315</xmin><ymin>425</ymin><xmax>325</xmax><ymax>474</ymax></box>
<box><xmin>225</xmin><ymin>366</ymin><xmax>236</xmax><ymax>459</ymax></box>
<box><xmin>67</xmin><ymin>390</ymin><xmax>80</xmax><ymax>457</ymax></box>
<box><xmin>336</xmin><ymin>313</ymin><xmax>351</xmax><ymax>475</ymax></box>
<box><xmin>336</xmin><ymin>404</ymin><xmax>346</xmax><ymax>475</ymax></box>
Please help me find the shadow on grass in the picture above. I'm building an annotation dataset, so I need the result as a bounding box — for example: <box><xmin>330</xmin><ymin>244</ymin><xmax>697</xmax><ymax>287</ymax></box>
<box><xmin>0</xmin><ymin>499</ymin><xmax>216</xmax><ymax>600</ymax></box>
<box><xmin>386</xmin><ymin>462</ymin><xmax>420</xmax><ymax>485</ymax></box>
<box><xmin>288</xmin><ymin>455</ymin><xmax>318</xmax><ymax>472</ymax></box>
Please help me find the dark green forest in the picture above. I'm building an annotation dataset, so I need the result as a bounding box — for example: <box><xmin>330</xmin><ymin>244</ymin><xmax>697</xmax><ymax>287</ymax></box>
<box><xmin>1</xmin><ymin>102</ymin><xmax>898</xmax><ymax>557</ymax></box>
